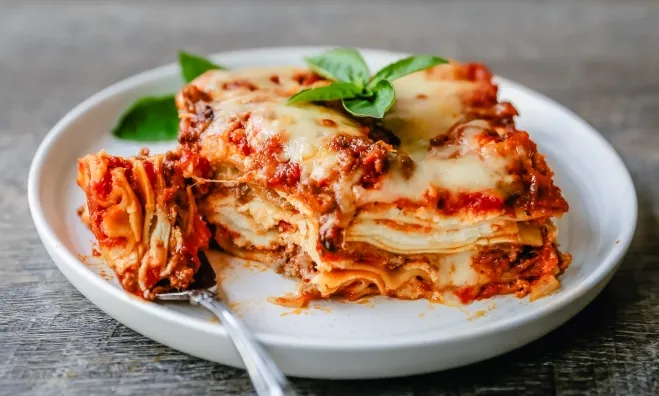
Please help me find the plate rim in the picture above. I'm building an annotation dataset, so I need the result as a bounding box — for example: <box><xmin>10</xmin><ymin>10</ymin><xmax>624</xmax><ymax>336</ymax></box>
<box><xmin>28</xmin><ymin>46</ymin><xmax>638</xmax><ymax>351</ymax></box>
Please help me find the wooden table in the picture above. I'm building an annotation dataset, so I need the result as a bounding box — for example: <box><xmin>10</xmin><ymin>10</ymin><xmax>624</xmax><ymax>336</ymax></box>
<box><xmin>2</xmin><ymin>1</ymin><xmax>657</xmax><ymax>394</ymax></box>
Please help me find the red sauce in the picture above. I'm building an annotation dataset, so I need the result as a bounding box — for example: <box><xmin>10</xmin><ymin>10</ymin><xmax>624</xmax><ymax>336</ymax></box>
<box><xmin>179</xmin><ymin>84</ymin><xmax>212</xmax><ymax>109</ymax></box>
<box><xmin>416</xmin><ymin>279</ymin><xmax>434</xmax><ymax>292</ymax></box>
<box><xmin>179</xmin><ymin>148</ymin><xmax>211</xmax><ymax>177</ymax></box>
<box><xmin>464</xmin><ymin>85</ymin><xmax>498</xmax><ymax>107</ymax></box>
<box><xmin>328</xmin><ymin>135</ymin><xmax>389</xmax><ymax>187</ymax></box>
<box><xmin>228</xmin><ymin>128</ymin><xmax>251</xmax><ymax>155</ymax></box>
<box><xmin>91</xmin><ymin>171</ymin><xmax>113</xmax><ymax>198</ymax></box>
<box><xmin>89</xmin><ymin>157</ymin><xmax>132</xmax><ymax>198</ymax></box>
<box><xmin>161</xmin><ymin>186</ymin><xmax>178</xmax><ymax>203</ymax></box>
<box><xmin>227</xmin><ymin>133</ymin><xmax>305</xmax><ymax>190</ymax></box>
<box><xmin>451</xmin><ymin>60</ymin><xmax>566</xmax><ymax>218</ymax></box>
<box><xmin>436</xmin><ymin>191</ymin><xmax>504</xmax><ymax>215</ymax></box>
<box><xmin>263</xmin><ymin>135</ymin><xmax>284</xmax><ymax>154</ymax></box>
<box><xmin>328</xmin><ymin>134</ymin><xmax>370</xmax><ymax>154</ymax></box>
<box><xmin>360</xmin><ymin>144</ymin><xmax>389</xmax><ymax>187</ymax></box>
<box><xmin>144</xmin><ymin>266</ymin><xmax>161</xmax><ymax>290</ymax></box>
<box><xmin>502</xmin><ymin>132</ymin><xmax>569</xmax><ymax>215</ymax></box>
<box><xmin>181</xmin><ymin>213</ymin><xmax>211</xmax><ymax>270</ymax></box>
<box><xmin>142</xmin><ymin>160</ymin><xmax>157</xmax><ymax>187</ymax></box>
<box><xmin>89</xmin><ymin>208</ymin><xmax>106</xmax><ymax>238</ymax></box>
<box><xmin>453</xmin><ymin>286</ymin><xmax>480</xmax><ymax>304</ymax></box>
<box><xmin>278</xmin><ymin>221</ymin><xmax>294</xmax><ymax>233</ymax></box>
<box><xmin>117</xmin><ymin>268</ymin><xmax>138</xmax><ymax>295</ymax></box>
<box><xmin>105</xmin><ymin>156</ymin><xmax>132</xmax><ymax>171</ymax></box>
<box><xmin>478</xmin><ymin>283</ymin><xmax>516</xmax><ymax>300</ymax></box>
<box><xmin>463</xmin><ymin>63</ymin><xmax>493</xmax><ymax>82</ymax></box>
<box><xmin>84</xmin><ymin>156</ymin><xmax>138</xmax><ymax>247</ymax></box>
<box><xmin>476</xmin><ymin>129</ymin><xmax>504</xmax><ymax>146</ymax></box>
<box><xmin>464</xmin><ymin>233</ymin><xmax>571</xmax><ymax>303</ymax></box>
<box><xmin>269</xmin><ymin>162</ymin><xmax>301</xmax><ymax>187</ymax></box>
<box><xmin>104</xmin><ymin>236</ymin><xmax>128</xmax><ymax>249</ymax></box>
<box><xmin>176</xmin><ymin>84</ymin><xmax>214</xmax><ymax>144</ymax></box>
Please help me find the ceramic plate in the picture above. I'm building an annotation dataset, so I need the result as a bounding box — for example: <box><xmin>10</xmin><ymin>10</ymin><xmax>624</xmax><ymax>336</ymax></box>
<box><xmin>28</xmin><ymin>47</ymin><xmax>637</xmax><ymax>379</ymax></box>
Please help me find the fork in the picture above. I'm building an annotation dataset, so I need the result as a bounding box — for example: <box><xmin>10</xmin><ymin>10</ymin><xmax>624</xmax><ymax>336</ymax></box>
<box><xmin>156</xmin><ymin>286</ymin><xmax>295</xmax><ymax>396</ymax></box>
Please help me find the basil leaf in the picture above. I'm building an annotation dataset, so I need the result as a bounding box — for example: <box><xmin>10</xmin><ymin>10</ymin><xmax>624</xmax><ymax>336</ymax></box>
<box><xmin>304</xmin><ymin>48</ymin><xmax>370</xmax><ymax>87</ymax></box>
<box><xmin>343</xmin><ymin>80</ymin><xmax>395</xmax><ymax>118</ymax></box>
<box><xmin>178</xmin><ymin>51</ymin><xmax>224</xmax><ymax>83</ymax></box>
<box><xmin>287</xmin><ymin>82</ymin><xmax>362</xmax><ymax>105</ymax></box>
<box><xmin>357</xmin><ymin>87</ymin><xmax>375</xmax><ymax>99</ymax></box>
<box><xmin>112</xmin><ymin>95</ymin><xmax>179</xmax><ymax>141</ymax></box>
<box><xmin>369</xmin><ymin>55</ymin><xmax>448</xmax><ymax>87</ymax></box>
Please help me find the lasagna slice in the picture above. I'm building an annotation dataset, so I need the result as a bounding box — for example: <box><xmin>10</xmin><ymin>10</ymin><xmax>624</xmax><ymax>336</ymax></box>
<box><xmin>174</xmin><ymin>63</ymin><xmax>571</xmax><ymax>306</ymax></box>
<box><xmin>76</xmin><ymin>149</ymin><xmax>212</xmax><ymax>298</ymax></box>
<box><xmin>76</xmin><ymin>62</ymin><xmax>571</xmax><ymax>306</ymax></box>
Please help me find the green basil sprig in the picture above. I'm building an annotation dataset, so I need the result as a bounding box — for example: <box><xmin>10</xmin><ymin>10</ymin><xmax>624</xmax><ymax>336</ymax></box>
<box><xmin>288</xmin><ymin>48</ymin><xmax>447</xmax><ymax>118</ymax></box>
<box><xmin>305</xmin><ymin>48</ymin><xmax>370</xmax><ymax>88</ymax></box>
<box><xmin>178</xmin><ymin>51</ymin><xmax>224</xmax><ymax>83</ymax></box>
<box><xmin>113</xmin><ymin>51</ymin><xmax>224</xmax><ymax>141</ymax></box>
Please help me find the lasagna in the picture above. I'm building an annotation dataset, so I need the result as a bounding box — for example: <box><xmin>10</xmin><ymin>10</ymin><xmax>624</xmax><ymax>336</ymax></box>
<box><xmin>77</xmin><ymin>62</ymin><xmax>571</xmax><ymax>305</ymax></box>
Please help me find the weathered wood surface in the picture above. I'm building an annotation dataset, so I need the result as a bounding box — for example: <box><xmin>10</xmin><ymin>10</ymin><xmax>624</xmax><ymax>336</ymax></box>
<box><xmin>1</xmin><ymin>0</ymin><xmax>658</xmax><ymax>394</ymax></box>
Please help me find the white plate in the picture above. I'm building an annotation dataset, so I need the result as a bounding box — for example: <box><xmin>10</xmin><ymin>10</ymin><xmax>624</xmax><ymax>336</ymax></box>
<box><xmin>28</xmin><ymin>47</ymin><xmax>637</xmax><ymax>379</ymax></box>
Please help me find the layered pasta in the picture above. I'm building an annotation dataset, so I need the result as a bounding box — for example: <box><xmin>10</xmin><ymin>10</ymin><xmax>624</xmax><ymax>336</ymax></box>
<box><xmin>77</xmin><ymin>62</ymin><xmax>571</xmax><ymax>305</ymax></box>
<box><xmin>77</xmin><ymin>148</ymin><xmax>212</xmax><ymax>298</ymax></box>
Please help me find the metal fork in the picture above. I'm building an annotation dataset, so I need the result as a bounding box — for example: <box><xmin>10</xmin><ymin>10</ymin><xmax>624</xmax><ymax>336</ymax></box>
<box><xmin>155</xmin><ymin>286</ymin><xmax>294</xmax><ymax>396</ymax></box>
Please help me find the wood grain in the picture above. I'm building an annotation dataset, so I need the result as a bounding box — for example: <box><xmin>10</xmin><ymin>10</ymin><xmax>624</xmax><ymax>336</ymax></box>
<box><xmin>1</xmin><ymin>0</ymin><xmax>658</xmax><ymax>395</ymax></box>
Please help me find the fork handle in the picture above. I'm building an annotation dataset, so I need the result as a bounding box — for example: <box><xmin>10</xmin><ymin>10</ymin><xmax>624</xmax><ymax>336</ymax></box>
<box><xmin>189</xmin><ymin>290</ymin><xmax>295</xmax><ymax>396</ymax></box>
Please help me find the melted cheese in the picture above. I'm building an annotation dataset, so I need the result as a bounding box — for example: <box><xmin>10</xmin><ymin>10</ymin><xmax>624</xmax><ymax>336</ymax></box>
<box><xmin>359</xmin><ymin>73</ymin><xmax>513</xmax><ymax>205</ymax></box>
<box><xmin>385</xmin><ymin>68</ymin><xmax>475</xmax><ymax>148</ymax></box>
<box><xmin>192</xmin><ymin>66</ymin><xmax>322</xmax><ymax>101</ymax></box>
<box><xmin>199</xmin><ymin>72</ymin><xmax>515</xmax><ymax>213</ymax></box>
<box><xmin>355</xmin><ymin>152</ymin><xmax>510</xmax><ymax>206</ymax></box>
<box><xmin>201</xmin><ymin>91</ymin><xmax>367</xmax><ymax>182</ymax></box>
<box><xmin>201</xmin><ymin>94</ymin><xmax>513</xmax><ymax>209</ymax></box>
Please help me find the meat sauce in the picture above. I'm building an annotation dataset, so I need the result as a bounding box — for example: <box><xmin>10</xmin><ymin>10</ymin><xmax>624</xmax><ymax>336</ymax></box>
<box><xmin>181</xmin><ymin>213</ymin><xmax>212</xmax><ymax>270</ymax></box>
<box><xmin>328</xmin><ymin>134</ymin><xmax>390</xmax><ymax>187</ymax></box>
<box><xmin>436</xmin><ymin>191</ymin><xmax>504</xmax><ymax>215</ymax></box>
<box><xmin>269</xmin><ymin>162</ymin><xmax>302</xmax><ymax>187</ymax></box>
<box><xmin>453</xmin><ymin>237</ymin><xmax>571</xmax><ymax>304</ymax></box>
